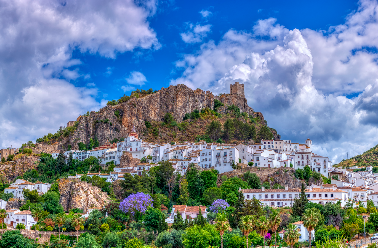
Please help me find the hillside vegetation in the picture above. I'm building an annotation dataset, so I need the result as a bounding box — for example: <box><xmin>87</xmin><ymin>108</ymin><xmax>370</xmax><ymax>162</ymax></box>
<box><xmin>335</xmin><ymin>144</ymin><xmax>378</xmax><ymax>168</ymax></box>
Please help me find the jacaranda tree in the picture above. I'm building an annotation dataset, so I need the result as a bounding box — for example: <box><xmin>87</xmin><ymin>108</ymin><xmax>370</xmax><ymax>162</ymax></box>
<box><xmin>119</xmin><ymin>192</ymin><xmax>153</xmax><ymax>221</ymax></box>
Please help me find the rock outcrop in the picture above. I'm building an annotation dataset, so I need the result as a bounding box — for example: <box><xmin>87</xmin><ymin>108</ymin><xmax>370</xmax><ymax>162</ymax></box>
<box><xmin>58</xmin><ymin>179</ymin><xmax>111</xmax><ymax>212</ymax></box>
<box><xmin>36</xmin><ymin>84</ymin><xmax>278</xmax><ymax>151</ymax></box>
<box><xmin>0</xmin><ymin>154</ymin><xmax>39</xmax><ymax>182</ymax></box>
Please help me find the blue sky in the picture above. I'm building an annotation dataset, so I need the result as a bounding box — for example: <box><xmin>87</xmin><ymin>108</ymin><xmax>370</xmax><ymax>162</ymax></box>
<box><xmin>69</xmin><ymin>0</ymin><xmax>358</xmax><ymax>102</ymax></box>
<box><xmin>2</xmin><ymin>0</ymin><xmax>378</xmax><ymax>165</ymax></box>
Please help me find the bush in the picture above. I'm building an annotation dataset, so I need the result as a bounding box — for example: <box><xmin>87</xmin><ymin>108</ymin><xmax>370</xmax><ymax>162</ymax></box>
<box><xmin>16</xmin><ymin>223</ymin><xmax>26</xmax><ymax>230</ymax></box>
<box><xmin>102</xmin><ymin>232</ymin><xmax>119</xmax><ymax>248</ymax></box>
<box><xmin>0</xmin><ymin>230</ymin><xmax>35</xmax><ymax>248</ymax></box>
<box><xmin>156</xmin><ymin>229</ymin><xmax>184</xmax><ymax>248</ymax></box>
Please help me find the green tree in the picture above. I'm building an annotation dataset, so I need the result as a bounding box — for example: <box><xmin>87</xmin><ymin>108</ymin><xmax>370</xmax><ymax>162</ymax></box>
<box><xmin>72</xmin><ymin>216</ymin><xmax>84</xmax><ymax>243</ymax></box>
<box><xmin>124</xmin><ymin>238</ymin><xmax>144</xmax><ymax>248</ymax></box>
<box><xmin>0</xmin><ymin>209</ymin><xmax>7</xmax><ymax>229</ymax></box>
<box><xmin>215</xmin><ymin>213</ymin><xmax>231</xmax><ymax>248</ymax></box>
<box><xmin>303</xmin><ymin>207</ymin><xmax>321</xmax><ymax>247</ymax></box>
<box><xmin>178</xmin><ymin>178</ymin><xmax>189</xmax><ymax>205</ymax></box>
<box><xmin>292</xmin><ymin>183</ymin><xmax>308</xmax><ymax>217</ymax></box>
<box><xmin>200</xmin><ymin>169</ymin><xmax>218</xmax><ymax>190</ymax></box>
<box><xmin>143</xmin><ymin>207</ymin><xmax>168</xmax><ymax>233</ymax></box>
<box><xmin>0</xmin><ymin>230</ymin><xmax>35</xmax><ymax>248</ymax></box>
<box><xmin>186</xmin><ymin>165</ymin><xmax>204</xmax><ymax>201</ymax></box>
<box><xmin>223</xmin><ymin>119</ymin><xmax>235</xmax><ymax>142</ymax></box>
<box><xmin>42</xmin><ymin>191</ymin><xmax>64</xmax><ymax>214</ymax></box>
<box><xmin>203</xmin><ymin>187</ymin><xmax>222</xmax><ymax>205</ymax></box>
<box><xmin>102</xmin><ymin>232</ymin><xmax>119</xmax><ymax>248</ymax></box>
<box><xmin>207</xmin><ymin>121</ymin><xmax>223</xmax><ymax>141</ymax></box>
<box><xmin>239</xmin><ymin>215</ymin><xmax>255</xmax><ymax>248</ymax></box>
<box><xmin>257</xmin><ymin>216</ymin><xmax>269</xmax><ymax>246</ymax></box>
<box><xmin>153</xmin><ymin>161</ymin><xmax>175</xmax><ymax>195</ymax></box>
<box><xmin>75</xmin><ymin>233</ymin><xmax>100</xmax><ymax>248</ymax></box>
<box><xmin>269</xmin><ymin>209</ymin><xmax>282</xmax><ymax>247</ymax></box>
<box><xmin>195</xmin><ymin>207</ymin><xmax>207</xmax><ymax>227</ymax></box>
<box><xmin>23</xmin><ymin>189</ymin><xmax>42</xmax><ymax>203</ymax></box>
<box><xmin>155</xmin><ymin>229</ymin><xmax>184</xmax><ymax>248</ymax></box>
<box><xmin>55</xmin><ymin>214</ymin><xmax>66</xmax><ymax>240</ymax></box>
<box><xmin>163</xmin><ymin>113</ymin><xmax>175</xmax><ymax>125</ymax></box>
<box><xmin>183</xmin><ymin>224</ymin><xmax>220</xmax><ymax>248</ymax></box>
<box><xmin>220</xmin><ymin>177</ymin><xmax>249</xmax><ymax>200</ymax></box>
<box><xmin>257</xmin><ymin>126</ymin><xmax>273</xmax><ymax>140</ymax></box>
<box><xmin>243</xmin><ymin>171</ymin><xmax>261</xmax><ymax>189</ymax></box>
<box><xmin>283</xmin><ymin>223</ymin><xmax>301</xmax><ymax>247</ymax></box>
<box><xmin>172</xmin><ymin>212</ymin><xmax>186</xmax><ymax>231</ymax></box>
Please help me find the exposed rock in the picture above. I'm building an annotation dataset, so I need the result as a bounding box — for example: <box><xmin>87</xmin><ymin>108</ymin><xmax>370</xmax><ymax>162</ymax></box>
<box><xmin>119</xmin><ymin>152</ymin><xmax>140</xmax><ymax>169</ymax></box>
<box><xmin>6</xmin><ymin>198</ymin><xmax>22</xmax><ymax>210</ymax></box>
<box><xmin>0</xmin><ymin>154</ymin><xmax>39</xmax><ymax>183</ymax></box>
<box><xmin>58</xmin><ymin>178</ymin><xmax>111</xmax><ymax>212</ymax></box>
<box><xmin>35</xmin><ymin>84</ymin><xmax>278</xmax><ymax>151</ymax></box>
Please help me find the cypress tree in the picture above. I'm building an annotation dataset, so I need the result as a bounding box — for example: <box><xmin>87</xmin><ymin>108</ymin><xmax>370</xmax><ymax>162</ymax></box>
<box><xmin>292</xmin><ymin>183</ymin><xmax>308</xmax><ymax>217</ymax></box>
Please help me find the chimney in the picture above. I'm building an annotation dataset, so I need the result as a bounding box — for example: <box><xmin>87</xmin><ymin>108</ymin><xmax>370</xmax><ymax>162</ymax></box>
<box><xmin>285</xmin><ymin>186</ymin><xmax>288</xmax><ymax>191</ymax></box>
<box><xmin>262</xmin><ymin>186</ymin><xmax>265</xmax><ymax>191</ymax></box>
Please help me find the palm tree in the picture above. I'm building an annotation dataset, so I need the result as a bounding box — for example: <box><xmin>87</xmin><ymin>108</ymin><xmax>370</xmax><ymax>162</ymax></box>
<box><xmin>55</xmin><ymin>214</ymin><xmax>66</xmax><ymax>240</ymax></box>
<box><xmin>303</xmin><ymin>208</ymin><xmax>321</xmax><ymax>248</ymax></box>
<box><xmin>239</xmin><ymin>215</ymin><xmax>255</xmax><ymax>248</ymax></box>
<box><xmin>257</xmin><ymin>216</ymin><xmax>269</xmax><ymax>247</ymax></box>
<box><xmin>283</xmin><ymin>223</ymin><xmax>301</xmax><ymax>247</ymax></box>
<box><xmin>0</xmin><ymin>209</ymin><xmax>7</xmax><ymax>230</ymax></box>
<box><xmin>269</xmin><ymin>210</ymin><xmax>282</xmax><ymax>247</ymax></box>
<box><xmin>31</xmin><ymin>207</ymin><xmax>43</xmax><ymax>223</ymax></box>
<box><xmin>71</xmin><ymin>216</ymin><xmax>84</xmax><ymax>243</ymax></box>
<box><xmin>215</xmin><ymin>213</ymin><xmax>231</xmax><ymax>248</ymax></box>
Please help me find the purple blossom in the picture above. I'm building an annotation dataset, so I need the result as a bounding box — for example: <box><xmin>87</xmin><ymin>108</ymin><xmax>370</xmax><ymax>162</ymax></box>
<box><xmin>265</xmin><ymin>233</ymin><xmax>271</xmax><ymax>239</ymax></box>
<box><xmin>209</xmin><ymin>199</ymin><xmax>229</xmax><ymax>213</ymax></box>
<box><xmin>119</xmin><ymin>192</ymin><xmax>153</xmax><ymax>216</ymax></box>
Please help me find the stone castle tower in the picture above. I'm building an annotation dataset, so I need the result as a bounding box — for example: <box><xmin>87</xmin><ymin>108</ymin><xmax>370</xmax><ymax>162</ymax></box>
<box><xmin>230</xmin><ymin>82</ymin><xmax>245</xmax><ymax>97</ymax></box>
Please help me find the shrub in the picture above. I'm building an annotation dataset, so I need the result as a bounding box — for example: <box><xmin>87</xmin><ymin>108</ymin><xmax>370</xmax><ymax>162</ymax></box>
<box><xmin>16</xmin><ymin>223</ymin><xmax>26</xmax><ymax>230</ymax></box>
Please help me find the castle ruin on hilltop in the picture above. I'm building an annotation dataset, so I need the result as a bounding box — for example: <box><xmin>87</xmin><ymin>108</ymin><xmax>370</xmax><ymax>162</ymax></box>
<box><xmin>230</xmin><ymin>82</ymin><xmax>245</xmax><ymax>97</ymax></box>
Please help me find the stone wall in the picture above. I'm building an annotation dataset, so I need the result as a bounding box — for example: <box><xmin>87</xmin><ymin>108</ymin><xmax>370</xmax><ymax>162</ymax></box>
<box><xmin>0</xmin><ymin>155</ymin><xmax>39</xmax><ymax>182</ymax></box>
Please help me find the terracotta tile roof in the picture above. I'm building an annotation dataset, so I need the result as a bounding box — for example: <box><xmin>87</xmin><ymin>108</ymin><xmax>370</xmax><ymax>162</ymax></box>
<box><xmin>293</xmin><ymin>221</ymin><xmax>303</xmax><ymax>225</ymax></box>
<box><xmin>306</xmin><ymin>188</ymin><xmax>346</xmax><ymax>193</ymax></box>
<box><xmin>173</xmin><ymin>205</ymin><xmax>187</xmax><ymax>214</ymax></box>
<box><xmin>15</xmin><ymin>210</ymin><xmax>32</xmax><ymax>215</ymax></box>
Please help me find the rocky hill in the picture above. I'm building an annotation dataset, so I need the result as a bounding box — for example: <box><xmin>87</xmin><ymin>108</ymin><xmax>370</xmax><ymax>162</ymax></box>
<box><xmin>34</xmin><ymin>83</ymin><xmax>279</xmax><ymax>151</ymax></box>
<box><xmin>0</xmin><ymin>154</ymin><xmax>39</xmax><ymax>182</ymax></box>
<box><xmin>58</xmin><ymin>178</ymin><xmax>111</xmax><ymax>212</ymax></box>
<box><xmin>335</xmin><ymin>144</ymin><xmax>378</xmax><ymax>168</ymax></box>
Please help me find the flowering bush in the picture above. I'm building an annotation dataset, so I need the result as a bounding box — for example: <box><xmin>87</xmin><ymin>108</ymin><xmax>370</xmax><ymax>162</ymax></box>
<box><xmin>209</xmin><ymin>199</ymin><xmax>230</xmax><ymax>213</ymax></box>
<box><xmin>119</xmin><ymin>192</ymin><xmax>153</xmax><ymax>216</ymax></box>
<box><xmin>265</xmin><ymin>233</ymin><xmax>271</xmax><ymax>239</ymax></box>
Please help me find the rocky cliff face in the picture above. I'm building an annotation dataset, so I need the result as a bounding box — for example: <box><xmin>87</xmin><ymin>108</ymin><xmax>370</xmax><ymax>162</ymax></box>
<box><xmin>58</xmin><ymin>178</ymin><xmax>111</xmax><ymax>212</ymax></box>
<box><xmin>36</xmin><ymin>84</ymin><xmax>277</xmax><ymax>151</ymax></box>
<box><xmin>0</xmin><ymin>154</ymin><xmax>39</xmax><ymax>182</ymax></box>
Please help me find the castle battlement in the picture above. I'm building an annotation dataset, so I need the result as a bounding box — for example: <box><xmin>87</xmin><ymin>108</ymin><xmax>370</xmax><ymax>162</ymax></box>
<box><xmin>230</xmin><ymin>82</ymin><xmax>244</xmax><ymax>97</ymax></box>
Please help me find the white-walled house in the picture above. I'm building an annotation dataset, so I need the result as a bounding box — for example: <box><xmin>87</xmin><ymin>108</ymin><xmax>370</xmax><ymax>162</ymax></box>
<box><xmin>5</xmin><ymin>210</ymin><xmax>37</xmax><ymax>230</ymax></box>
<box><xmin>166</xmin><ymin>205</ymin><xmax>207</xmax><ymax>224</ymax></box>
<box><xmin>279</xmin><ymin>221</ymin><xmax>314</xmax><ymax>242</ymax></box>
<box><xmin>0</xmin><ymin>199</ymin><xmax>7</xmax><ymax>209</ymax></box>
<box><xmin>4</xmin><ymin>180</ymin><xmax>51</xmax><ymax>200</ymax></box>
<box><xmin>241</xmin><ymin>185</ymin><xmax>349</xmax><ymax>207</ymax></box>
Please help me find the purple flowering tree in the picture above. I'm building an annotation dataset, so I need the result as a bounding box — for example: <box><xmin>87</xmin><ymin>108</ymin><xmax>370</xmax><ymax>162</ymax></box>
<box><xmin>209</xmin><ymin>199</ymin><xmax>230</xmax><ymax>213</ymax></box>
<box><xmin>119</xmin><ymin>192</ymin><xmax>153</xmax><ymax>220</ymax></box>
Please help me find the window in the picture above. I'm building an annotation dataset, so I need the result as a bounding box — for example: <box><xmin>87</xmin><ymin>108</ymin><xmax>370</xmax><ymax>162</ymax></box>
<box><xmin>325</xmin><ymin>194</ymin><xmax>328</xmax><ymax>197</ymax></box>
<box><xmin>277</xmin><ymin>194</ymin><xmax>280</xmax><ymax>198</ymax></box>
<box><xmin>247</xmin><ymin>195</ymin><xmax>250</xmax><ymax>199</ymax></box>
<box><xmin>331</xmin><ymin>194</ymin><xmax>334</xmax><ymax>197</ymax></box>
<box><xmin>313</xmin><ymin>194</ymin><xmax>316</xmax><ymax>198</ymax></box>
<box><xmin>283</xmin><ymin>194</ymin><xmax>286</xmax><ymax>198</ymax></box>
<box><xmin>289</xmin><ymin>194</ymin><xmax>292</xmax><ymax>198</ymax></box>
<box><xmin>271</xmin><ymin>194</ymin><xmax>274</xmax><ymax>198</ymax></box>
<box><xmin>265</xmin><ymin>194</ymin><xmax>268</xmax><ymax>199</ymax></box>
<box><xmin>259</xmin><ymin>194</ymin><xmax>262</xmax><ymax>199</ymax></box>
<box><xmin>307</xmin><ymin>194</ymin><xmax>310</xmax><ymax>198</ymax></box>
<box><xmin>319</xmin><ymin>194</ymin><xmax>322</xmax><ymax>198</ymax></box>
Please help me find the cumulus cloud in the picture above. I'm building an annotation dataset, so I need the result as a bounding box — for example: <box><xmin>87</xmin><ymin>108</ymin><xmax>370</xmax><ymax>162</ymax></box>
<box><xmin>199</xmin><ymin>10</ymin><xmax>212</xmax><ymax>18</ymax></box>
<box><xmin>125</xmin><ymin>71</ymin><xmax>147</xmax><ymax>86</ymax></box>
<box><xmin>181</xmin><ymin>24</ymin><xmax>212</xmax><ymax>44</ymax></box>
<box><xmin>121</xmin><ymin>85</ymin><xmax>137</xmax><ymax>92</ymax></box>
<box><xmin>0</xmin><ymin>0</ymin><xmax>159</xmax><ymax>148</ymax></box>
<box><xmin>171</xmin><ymin>0</ymin><xmax>378</xmax><ymax>164</ymax></box>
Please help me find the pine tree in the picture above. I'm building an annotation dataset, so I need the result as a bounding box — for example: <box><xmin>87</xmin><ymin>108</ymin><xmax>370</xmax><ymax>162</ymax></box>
<box><xmin>195</xmin><ymin>207</ymin><xmax>207</xmax><ymax>227</ymax></box>
<box><xmin>172</xmin><ymin>212</ymin><xmax>186</xmax><ymax>230</ymax></box>
<box><xmin>292</xmin><ymin>183</ymin><xmax>308</xmax><ymax>217</ymax></box>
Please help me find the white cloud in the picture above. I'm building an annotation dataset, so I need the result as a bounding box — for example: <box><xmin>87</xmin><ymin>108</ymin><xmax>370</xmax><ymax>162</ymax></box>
<box><xmin>125</xmin><ymin>71</ymin><xmax>147</xmax><ymax>86</ymax></box>
<box><xmin>87</xmin><ymin>82</ymin><xmax>96</xmax><ymax>87</ymax></box>
<box><xmin>199</xmin><ymin>10</ymin><xmax>212</xmax><ymax>18</ymax></box>
<box><xmin>0</xmin><ymin>0</ymin><xmax>159</xmax><ymax>148</ymax></box>
<box><xmin>171</xmin><ymin>0</ymin><xmax>378</xmax><ymax>164</ymax></box>
<box><xmin>104</xmin><ymin>67</ymin><xmax>114</xmax><ymax>77</ymax></box>
<box><xmin>180</xmin><ymin>24</ymin><xmax>212</xmax><ymax>44</ymax></box>
<box><xmin>121</xmin><ymin>85</ymin><xmax>137</xmax><ymax>92</ymax></box>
